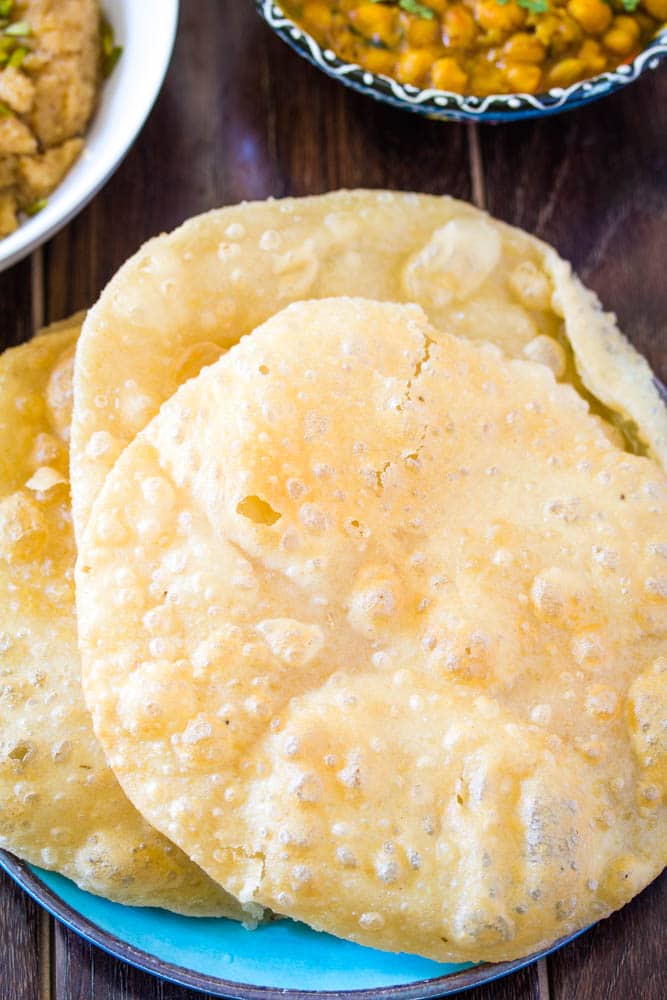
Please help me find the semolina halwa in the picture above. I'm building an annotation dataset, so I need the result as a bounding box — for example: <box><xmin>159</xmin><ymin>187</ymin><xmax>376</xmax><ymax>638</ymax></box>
<box><xmin>0</xmin><ymin>0</ymin><xmax>117</xmax><ymax>238</ymax></box>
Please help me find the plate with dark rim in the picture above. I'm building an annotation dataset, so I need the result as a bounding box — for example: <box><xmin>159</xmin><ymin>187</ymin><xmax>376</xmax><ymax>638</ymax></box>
<box><xmin>0</xmin><ymin>850</ymin><xmax>589</xmax><ymax>998</ymax></box>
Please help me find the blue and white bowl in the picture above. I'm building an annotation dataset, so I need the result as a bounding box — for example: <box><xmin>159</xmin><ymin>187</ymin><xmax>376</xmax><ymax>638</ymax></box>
<box><xmin>254</xmin><ymin>0</ymin><xmax>667</xmax><ymax>123</ymax></box>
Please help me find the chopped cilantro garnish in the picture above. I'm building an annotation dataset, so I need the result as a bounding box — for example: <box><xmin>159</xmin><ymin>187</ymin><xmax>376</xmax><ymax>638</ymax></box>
<box><xmin>369</xmin><ymin>0</ymin><xmax>435</xmax><ymax>18</ymax></box>
<box><xmin>397</xmin><ymin>0</ymin><xmax>435</xmax><ymax>16</ymax></box>
<box><xmin>497</xmin><ymin>0</ymin><xmax>549</xmax><ymax>10</ymax></box>
<box><xmin>0</xmin><ymin>100</ymin><xmax>11</xmax><ymax>117</ymax></box>
<box><xmin>497</xmin><ymin>0</ymin><xmax>640</xmax><ymax>10</ymax></box>
<box><xmin>0</xmin><ymin>1</ymin><xmax>13</xmax><ymax>19</ymax></box>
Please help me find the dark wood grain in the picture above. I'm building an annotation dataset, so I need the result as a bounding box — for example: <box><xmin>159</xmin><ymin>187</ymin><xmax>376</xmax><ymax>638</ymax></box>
<box><xmin>0</xmin><ymin>256</ymin><xmax>33</xmax><ymax>347</ymax></box>
<box><xmin>0</xmin><ymin>868</ymin><xmax>43</xmax><ymax>1000</ymax></box>
<box><xmin>54</xmin><ymin>923</ymin><xmax>205</xmax><ymax>1000</ymax></box>
<box><xmin>0</xmin><ymin>0</ymin><xmax>665</xmax><ymax>998</ymax></box>
<box><xmin>480</xmin><ymin>67</ymin><xmax>667</xmax><ymax>382</ymax></box>
<box><xmin>461</xmin><ymin>963</ymin><xmax>542</xmax><ymax>1000</ymax></box>
<box><xmin>549</xmin><ymin>871</ymin><xmax>667</xmax><ymax>1000</ymax></box>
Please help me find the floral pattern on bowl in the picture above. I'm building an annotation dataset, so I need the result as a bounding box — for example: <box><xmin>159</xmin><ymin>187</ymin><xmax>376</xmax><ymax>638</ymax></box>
<box><xmin>254</xmin><ymin>0</ymin><xmax>667</xmax><ymax>123</ymax></box>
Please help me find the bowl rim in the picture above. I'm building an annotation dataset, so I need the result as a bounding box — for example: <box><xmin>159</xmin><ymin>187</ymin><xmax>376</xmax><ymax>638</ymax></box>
<box><xmin>0</xmin><ymin>0</ymin><xmax>180</xmax><ymax>273</ymax></box>
<box><xmin>254</xmin><ymin>0</ymin><xmax>667</xmax><ymax>121</ymax></box>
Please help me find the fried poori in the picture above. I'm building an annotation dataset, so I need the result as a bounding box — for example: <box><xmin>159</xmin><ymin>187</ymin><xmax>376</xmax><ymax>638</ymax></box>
<box><xmin>77</xmin><ymin>299</ymin><xmax>667</xmax><ymax>962</ymax></box>
<box><xmin>0</xmin><ymin>328</ymin><xmax>253</xmax><ymax>919</ymax></box>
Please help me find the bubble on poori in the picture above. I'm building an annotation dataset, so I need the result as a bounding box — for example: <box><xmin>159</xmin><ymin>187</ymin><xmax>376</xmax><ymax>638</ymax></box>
<box><xmin>0</xmin><ymin>328</ymin><xmax>255</xmax><ymax>919</ymax></box>
<box><xmin>70</xmin><ymin>191</ymin><xmax>667</xmax><ymax>543</ymax></box>
<box><xmin>77</xmin><ymin>298</ymin><xmax>667</xmax><ymax>963</ymax></box>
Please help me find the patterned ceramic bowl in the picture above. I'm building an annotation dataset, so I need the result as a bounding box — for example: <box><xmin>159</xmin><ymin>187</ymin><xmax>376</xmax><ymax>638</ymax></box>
<box><xmin>254</xmin><ymin>0</ymin><xmax>667</xmax><ymax>123</ymax></box>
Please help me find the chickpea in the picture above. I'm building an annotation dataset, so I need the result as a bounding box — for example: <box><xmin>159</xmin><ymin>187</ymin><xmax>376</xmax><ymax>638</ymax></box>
<box><xmin>362</xmin><ymin>47</ymin><xmax>396</xmax><ymax>76</ymax></box>
<box><xmin>547</xmin><ymin>57</ymin><xmax>587</xmax><ymax>86</ymax></box>
<box><xmin>642</xmin><ymin>0</ymin><xmax>667</xmax><ymax>18</ymax></box>
<box><xmin>427</xmin><ymin>0</ymin><xmax>449</xmax><ymax>12</ymax></box>
<box><xmin>332</xmin><ymin>28</ymin><xmax>359</xmax><ymax>62</ymax></box>
<box><xmin>431</xmin><ymin>56</ymin><xmax>469</xmax><ymax>91</ymax></box>
<box><xmin>396</xmin><ymin>48</ymin><xmax>440</xmax><ymax>86</ymax></box>
<box><xmin>301</xmin><ymin>2</ymin><xmax>333</xmax><ymax>36</ymax></box>
<box><xmin>612</xmin><ymin>15</ymin><xmax>641</xmax><ymax>39</ymax></box>
<box><xmin>634</xmin><ymin>13</ymin><xmax>655</xmax><ymax>34</ymax></box>
<box><xmin>470</xmin><ymin>64</ymin><xmax>507</xmax><ymax>95</ymax></box>
<box><xmin>406</xmin><ymin>16</ymin><xmax>442</xmax><ymax>48</ymax></box>
<box><xmin>578</xmin><ymin>38</ymin><xmax>607</xmax><ymax>74</ymax></box>
<box><xmin>503</xmin><ymin>32</ymin><xmax>546</xmax><ymax>62</ymax></box>
<box><xmin>505</xmin><ymin>62</ymin><xmax>543</xmax><ymax>92</ymax></box>
<box><xmin>535</xmin><ymin>14</ymin><xmax>582</xmax><ymax>53</ymax></box>
<box><xmin>350</xmin><ymin>3</ymin><xmax>400</xmax><ymax>47</ymax></box>
<box><xmin>566</xmin><ymin>0</ymin><xmax>612</xmax><ymax>36</ymax></box>
<box><xmin>443</xmin><ymin>6</ymin><xmax>478</xmax><ymax>49</ymax></box>
<box><xmin>603</xmin><ymin>15</ymin><xmax>641</xmax><ymax>58</ymax></box>
<box><xmin>603</xmin><ymin>22</ymin><xmax>640</xmax><ymax>57</ymax></box>
<box><xmin>476</xmin><ymin>0</ymin><xmax>526</xmax><ymax>34</ymax></box>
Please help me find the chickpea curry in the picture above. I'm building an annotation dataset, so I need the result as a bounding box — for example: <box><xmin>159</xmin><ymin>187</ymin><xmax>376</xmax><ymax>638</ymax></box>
<box><xmin>282</xmin><ymin>0</ymin><xmax>666</xmax><ymax>95</ymax></box>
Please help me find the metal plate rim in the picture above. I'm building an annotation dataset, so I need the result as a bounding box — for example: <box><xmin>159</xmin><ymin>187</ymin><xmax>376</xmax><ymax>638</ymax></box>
<box><xmin>0</xmin><ymin>850</ymin><xmax>589</xmax><ymax>999</ymax></box>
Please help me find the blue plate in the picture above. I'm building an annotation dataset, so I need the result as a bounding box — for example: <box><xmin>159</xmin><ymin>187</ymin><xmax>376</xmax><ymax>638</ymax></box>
<box><xmin>0</xmin><ymin>851</ymin><xmax>586</xmax><ymax>998</ymax></box>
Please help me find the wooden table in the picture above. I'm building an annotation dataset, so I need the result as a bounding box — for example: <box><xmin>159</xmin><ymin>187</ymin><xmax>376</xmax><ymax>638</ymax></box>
<box><xmin>1</xmin><ymin>3</ymin><xmax>665</xmax><ymax>998</ymax></box>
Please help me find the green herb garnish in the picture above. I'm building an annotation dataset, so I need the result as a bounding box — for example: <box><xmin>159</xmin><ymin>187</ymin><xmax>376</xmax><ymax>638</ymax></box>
<box><xmin>101</xmin><ymin>17</ymin><xmax>122</xmax><ymax>78</ymax></box>
<box><xmin>24</xmin><ymin>198</ymin><xmax>47</xmax><ymax>216</ymax></box>
<box><xmin>4</xmin><ymin>20</ymin><xmax>29</xmax><ymax>37</ymax></box>
<box><xmin>497</xmin><ymin>0</ymin><xmax>549</xmax><ymax>11</ymax></box>
<box><xmin>497</xmin><ymin>0</ymin><xmax>641</xmax><ymax>10</ymax></box>
<box><xmin>369</xmin><ymin>0</ymin><xmax>435</xmax><ymax>18</ymax></box>
<box><xmin>0</xmin><ymin>100</ymin><xmax>11</xmax><ymax>117</ymax></box>
<box><xmin>397</xmin><ymin>0</ymin><xmax>435</xmax><ymax>15</ymax></box>
<box><xmin>7</xmin><ymin>44</ymin><xmax>26</xmax><ymax>67</ymax></box>
<box><xmin>0</xmin><ymin>10</ymin><xmax>31</xmax><ymax>68</ymax></box>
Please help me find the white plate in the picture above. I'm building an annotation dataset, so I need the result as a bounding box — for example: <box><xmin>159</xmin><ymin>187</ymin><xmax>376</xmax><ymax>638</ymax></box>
<box><xmin>0</xmin><ymin>0</ymin><xmax>179</xmax><ymax>273</ymax></box>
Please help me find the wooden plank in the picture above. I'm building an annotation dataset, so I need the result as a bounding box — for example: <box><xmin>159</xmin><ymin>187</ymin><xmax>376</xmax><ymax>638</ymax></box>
<box><xmin>0</xmin><ymin>868</ymin><xmax>42</xmax><ymax>1000</ymax></box>
<box><xmin>53</xmin><ymin>924</ymin><xmax>175</xmax><ymax>1000</ymax></box>
<box><xmin>461</xmin><ymin>962</ymin><xmax>543</xmax><ymax>1000</ymax></box>
<box><xmin>0</xmin><ymin>257</ymin><xmax>33</xmax><ymax>348</ymax></box>
<box><xmin>45</xmin><ymin>0</ymin><xmax>473</xmax><ymax>329</ymax></box>
<box><xmin>549</xmin><ymin>871</ymin><xmax>666</xmax><ymax>1000</ymax></box>
<box><xmin>479</xmin><ymin>69</ymin><xmax>667</xmax><ymax>382</ymax></box>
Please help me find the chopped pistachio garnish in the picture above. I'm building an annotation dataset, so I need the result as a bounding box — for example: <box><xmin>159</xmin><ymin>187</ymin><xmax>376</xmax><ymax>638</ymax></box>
<box><xmin>4</xmin><ymin>21</ymin><xmax>30</xmax><ymax>37</ymax></box>
<box><xmin>0</xmin><ymin>4</ymin><xmax>31</xmax><ymax>67</ymax></box>
<box><xmin>101</xmin><ymin>17</ymin><xmax>122</xmax><ymax>78</ymax></box>
<box><xmin>24</xmin><ymin>198</ymin><xmax>47</xmax><ymax>216</ymax></box>
<box><xmin>7</xmin><ymin>44</ymin><xmax>26</xmax><ymax>67</ymax></box>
